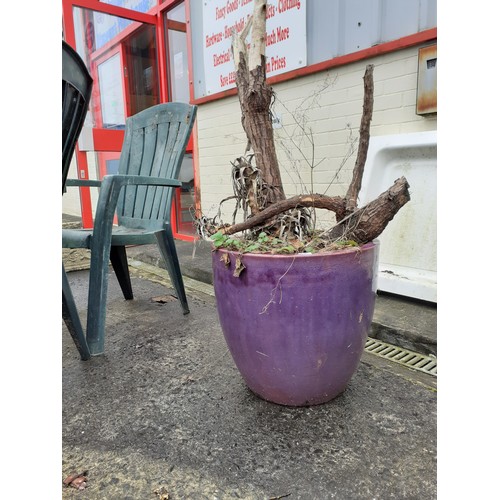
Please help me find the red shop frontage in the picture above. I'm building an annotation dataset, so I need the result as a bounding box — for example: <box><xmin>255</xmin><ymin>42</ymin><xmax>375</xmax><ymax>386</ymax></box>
<box><xmin>62</xmin><ymin>0</ymin><xmax>198</xmax><ymax>241</ymax></box>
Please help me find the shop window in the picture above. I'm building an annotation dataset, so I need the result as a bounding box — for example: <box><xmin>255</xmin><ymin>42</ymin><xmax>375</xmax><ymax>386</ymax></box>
<box><xmin>165</xmin><ymin>4</ymin><xmax>189</xmax><ymax>103</ymax></box>
<box><xmin>97</xmin><ymin>53</ymin><xmax>126</xmax><ymax>129</ymax></box>
<box><xmin>125</xmin><ymin>25</ymin><xmax>160</xmax><ymax>116</ymax></box>
<box><xmin>175</xmin><ymin>154</ymin><xmax>196</xmax><ymax>236</ymax></box>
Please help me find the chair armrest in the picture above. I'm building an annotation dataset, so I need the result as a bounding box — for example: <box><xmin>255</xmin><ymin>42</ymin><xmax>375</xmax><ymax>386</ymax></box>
<box><xmin>101</xmin><ymin>174</ymin><xmax>182</xmax><ymax>189</ymax></box>
<box><xmin>66</xmin><ymin>176</ymin><xmax>181</xmax><ymax>189</ymax></box>
<box><xmin>66</xmin><ymin>179</ymin><xmax>102</xmax><ymax>187</ymax></box>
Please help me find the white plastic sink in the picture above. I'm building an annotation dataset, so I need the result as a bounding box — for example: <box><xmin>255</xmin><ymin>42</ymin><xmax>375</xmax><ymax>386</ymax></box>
<box><xmin>358</xmin><ymin>131</ymin><xmax>437</xmax><ymax>303</ymax></box>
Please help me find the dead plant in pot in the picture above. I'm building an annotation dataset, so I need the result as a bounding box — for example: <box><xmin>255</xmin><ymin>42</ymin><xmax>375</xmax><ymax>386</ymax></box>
<box><xmin>196</xmin><ymin>0</ymin><xmax>410</xmax><ymax>406</ymax></box>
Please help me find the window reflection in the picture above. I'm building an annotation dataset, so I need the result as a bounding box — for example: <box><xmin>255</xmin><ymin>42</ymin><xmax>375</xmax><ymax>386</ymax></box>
<box><xmin>176</xmin><ymin>154</ymin><xmax>196</xmax><ymax>236</ymax></box>
<box><xmin>93</xmin><ymin>11</ymin><xmax>133</xmax><ymax>50</ymax></box>
<box><xmin>165</xmin><ymin>2</ymin><xmax>189</xmax><ymax>103</ymax></box>
<box><xmin>167</xmin><ymin>3</ymin><xmax>186</xmax><ymax>22</ymax></box>
<box><xmin>98</xmin><ymin>53</ymin><xmax>126</xmax><ymax>129</ymax></box>
<box><xmin>167</xmin><ymin>29</ymin><xmax>189</xmax><ymax>103</ymax></box>
<box><xmin>125</xmin><ymin>25</ymin><xmax>160</xmax><ymax>115</ymax></box>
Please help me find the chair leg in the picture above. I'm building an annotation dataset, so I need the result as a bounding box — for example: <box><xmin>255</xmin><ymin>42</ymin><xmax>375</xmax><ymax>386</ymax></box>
<box><xmin>155</xmin><ymin>226</ymin><xmax>190</xmax><ymax>315</ymax></box>
<box><xmin>62</xmin><ymin>264</ymin><xmax>91</xmax><ymax>360</ymax></box>
<box><xmin>85</xmin><ymin>248</ymin><xmax>112</xmax><ymax>356</ymax></box>
<box><xmin>110</xmin><ymin>245</ymin><xmax>133</xmax><ymax>300</ymax></box>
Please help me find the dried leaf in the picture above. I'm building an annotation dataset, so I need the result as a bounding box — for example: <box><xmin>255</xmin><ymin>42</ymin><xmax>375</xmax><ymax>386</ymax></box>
<box><xmin>63</xmin><ymin>473</ymin><xmax>78</xmax><ymax>486</ymax></box>
<box><xmin>71</xmin><ymin>476</ymin><xmax>88</xmax><ymax>490</ymax></box>
<box><xmin>290</xmin><ymin>238</ymin><xmax>305</xmax><ymax>250</ymax></box>
<box><xmin>63</xmin><ymin>471</ymin><xmax>88</xmax><ymax>490</ymax></box>
<box><xmin>233</xmin><ymin>256</ymin><xmax>246</xmax><ymax>277</ymax></box>
<box><xmin>220</xmin><ymin>253</ymin><xmax>231</xmax><ymax>267</ymax></box>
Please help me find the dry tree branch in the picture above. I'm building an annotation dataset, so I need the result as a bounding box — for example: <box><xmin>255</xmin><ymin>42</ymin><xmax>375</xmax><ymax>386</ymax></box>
<box><xmin>344</xmin><ymin>64</ymin><xmax>374</xmax><ymax>214</ymax></box>
<box><xmin>219</xmin><ymin>193</ymin><xmax>345</xmax><ymax>235</ymax></box>
<box><xmin>198</xmin><ymin>5</ymin><xmax>410</xmax><ymax>248</ymax></box>
<box><xmin>328</xmin><ymin>176</ymin><xmax>410</xmax><ymax>243</ymax></box>
<box><xmin>216</xmin><ymin>175</ymin><xmax>409</xmax><ymax>245</ymax></box>
<box><xmin>233</xmin><ymin>0</ymin><xmax>286</xmax><ymax>206</ymax></box>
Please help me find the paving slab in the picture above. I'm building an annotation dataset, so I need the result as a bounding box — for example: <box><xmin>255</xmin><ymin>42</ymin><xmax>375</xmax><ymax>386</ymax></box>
<box><xmin>62</xmin><ymin>267</ymin><xmax>436</xmax><ymax>499</ymax></box>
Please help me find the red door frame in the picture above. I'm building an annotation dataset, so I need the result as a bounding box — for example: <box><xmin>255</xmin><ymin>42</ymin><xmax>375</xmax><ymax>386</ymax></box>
<box><xmin>160</xmin><ymin>3</ymin><xmax>196</xmax><ymax>240</ymax></box>
<box><xmin>62</xmin><ymin>0</ymin><xmax>197</xmax><ymax>240</ymax></box>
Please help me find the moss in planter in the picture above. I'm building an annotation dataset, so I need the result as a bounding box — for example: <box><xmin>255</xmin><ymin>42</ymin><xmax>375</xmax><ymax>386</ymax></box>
<box><xmin>210</xmin><ymin>230</ymin><xmax>359</xmax><ymax>255</ymax></box>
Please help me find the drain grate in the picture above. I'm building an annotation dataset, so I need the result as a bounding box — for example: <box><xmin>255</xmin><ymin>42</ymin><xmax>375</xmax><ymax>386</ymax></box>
<box><xmin>364</xmin><ymin>337</ymin><xmax>437</xmax><ymax>376</ymax></box>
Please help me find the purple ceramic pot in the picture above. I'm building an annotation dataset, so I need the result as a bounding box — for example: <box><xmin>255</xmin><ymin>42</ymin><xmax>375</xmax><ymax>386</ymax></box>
<box><xmin>212</xmin><ymin>241</ymin><xmax>379</xmax><ymax>406</ymax></box>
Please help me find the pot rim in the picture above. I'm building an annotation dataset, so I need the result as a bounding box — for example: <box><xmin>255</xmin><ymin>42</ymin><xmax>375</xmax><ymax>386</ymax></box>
<box><xmin>212</xmin><ymin>240</ymin><xmax>378</xmax><ymax>260</ymax></box>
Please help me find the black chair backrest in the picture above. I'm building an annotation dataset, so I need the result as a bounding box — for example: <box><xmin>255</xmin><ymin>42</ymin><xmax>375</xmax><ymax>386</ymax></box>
<box><xmin>62</xmin><ymin>40</ymin><xmax>93</xmax><ymax>193</ymax></box>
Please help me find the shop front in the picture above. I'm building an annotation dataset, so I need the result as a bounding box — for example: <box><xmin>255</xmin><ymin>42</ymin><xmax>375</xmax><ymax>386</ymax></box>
<box><xmin>62</xmin><ymin>0</ymin><xmax>198</xmax><ymax>240</ymax></box>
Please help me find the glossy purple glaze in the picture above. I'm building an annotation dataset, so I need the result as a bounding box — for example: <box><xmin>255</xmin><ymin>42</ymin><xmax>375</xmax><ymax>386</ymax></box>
<box><xmin>212</xmin><ymin>242</ymin><xmax>379</xmax><ymax>406</ymax></box>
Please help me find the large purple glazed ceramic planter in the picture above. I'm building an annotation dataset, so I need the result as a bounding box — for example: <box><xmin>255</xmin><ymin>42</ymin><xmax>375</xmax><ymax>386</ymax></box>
<box><xmin>212</xmin><ymin>241</ymin><xmax>379</xmax><ymax>406</ymax></box>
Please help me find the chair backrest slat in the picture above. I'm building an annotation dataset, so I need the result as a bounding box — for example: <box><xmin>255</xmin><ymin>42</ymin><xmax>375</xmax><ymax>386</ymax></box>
<box><xmin>132</xmin><ymin>123</ymin><xmax>158</xmax><ymax>218</ymax></box>
<box><xmin>141</xmin><ymin>120</ymin><xmax>170</xmax><ymax>220</ymax></box>
<box><xmin>118</xmin><ymin>126</ymin><xmax>143</xmax><ymax>218</ymax></box>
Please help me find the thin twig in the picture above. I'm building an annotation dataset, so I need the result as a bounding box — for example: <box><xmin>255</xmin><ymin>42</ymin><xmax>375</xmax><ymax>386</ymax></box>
<box><xmin>260</xmin><ymin>257</ymin><xmax>297</xmax><ymax>314</ymax></box>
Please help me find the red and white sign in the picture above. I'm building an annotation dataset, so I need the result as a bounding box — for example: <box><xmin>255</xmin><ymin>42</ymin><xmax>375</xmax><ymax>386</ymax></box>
<box><xmin>202</xmin><ymin>0</ymin><xmax>307</xmax><ymax>95</ymax></box>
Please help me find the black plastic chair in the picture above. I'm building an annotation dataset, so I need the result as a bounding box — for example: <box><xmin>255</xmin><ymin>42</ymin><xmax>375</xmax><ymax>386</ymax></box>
<box><xmin>62</xmin><ymin>40</ymin><xmax>93</xmax><ymax>360</ymax></box>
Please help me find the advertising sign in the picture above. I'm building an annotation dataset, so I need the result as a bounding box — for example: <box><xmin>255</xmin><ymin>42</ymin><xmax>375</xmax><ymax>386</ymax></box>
<box><xmin>202</xmin><ymin>0</ymin><xmax>307</xmax><ymax>95</ymax></box>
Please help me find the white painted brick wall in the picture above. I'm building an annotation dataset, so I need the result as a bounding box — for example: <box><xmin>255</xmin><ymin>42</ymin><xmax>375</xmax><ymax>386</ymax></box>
<box><xmin>197</xmin><ymin>45</ymin><xmax>436</xmax><ymax>229</ymax></box>
<box><xmin>62</xmin><ymin>151</ymin><xmax>101</xmax><ymax>219</ymax></box>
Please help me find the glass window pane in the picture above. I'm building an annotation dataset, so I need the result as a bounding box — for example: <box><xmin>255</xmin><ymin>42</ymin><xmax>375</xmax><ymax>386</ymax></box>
<box><xmin>105</xmin><ymin>158</ymin><xmax>120</xmax><ymax>175</ymax></box>
<box><xmin>98</xmin><ymin>53</ymin><xmax>126</xmax><ymax>129</ymax></box>
<box><xmin>167</xmin><ymin>3</ymin><xmax>186</xmax><ymax>22</ymax></box>
<box><xmin>93</xmin><ymin>11</ymin><xmax>133</xmax><ymax>50</ymax></box>
<box><xmin>176</xmin><ymin>154</ymin><xmax>196</xmax><ymax>236</ymax></box>
<box><xmin>167</xmin><ymin>28</ymin><xmax>189</xmax><ymax>102</ymax></box>
<box><xmin>71</xmin><ymin>6</ymin><xmax>135</xmax><ymax>74</ymax></box>
<box><xmin>125</xmin><ymin>24</ymin><xmax>160</xmax><ymax>115</ymax></box>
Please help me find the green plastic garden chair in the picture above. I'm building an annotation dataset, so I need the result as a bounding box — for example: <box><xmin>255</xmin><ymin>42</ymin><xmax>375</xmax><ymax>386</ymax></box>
<box><xmin>62</xmin><ymin>40</ymin><xmax>93</xmax><ymax>360</ymax></box>
<box><xmin>63</xmin><ymin>102</ymin><xmax>197</xmax><ymax>356</ymax></box>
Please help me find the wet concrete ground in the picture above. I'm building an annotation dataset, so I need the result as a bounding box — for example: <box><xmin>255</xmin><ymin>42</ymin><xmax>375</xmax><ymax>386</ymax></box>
<box><xmin>62</xmin><ymin>264</ymin><xmax>436</xmax><ymax>499</ymax></box>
